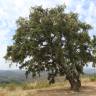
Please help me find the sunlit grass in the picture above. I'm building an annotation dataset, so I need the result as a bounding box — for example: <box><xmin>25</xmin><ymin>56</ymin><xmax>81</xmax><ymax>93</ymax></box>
<box><xmin>90</xmin><ymin>76</ymin><xmax>96</xmax><ymax>81</ymax></box>
<box><xmin>0</xmin><ymin>75</ymin><xmax>95</xmax><ymax>96</ymax></box>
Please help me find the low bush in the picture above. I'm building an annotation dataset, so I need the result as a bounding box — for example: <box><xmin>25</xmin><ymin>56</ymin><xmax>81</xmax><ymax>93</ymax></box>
<box><xmin>90</xmin><ymin>76</ymin><xmax>96</xmax><ymax>81</ymax></box>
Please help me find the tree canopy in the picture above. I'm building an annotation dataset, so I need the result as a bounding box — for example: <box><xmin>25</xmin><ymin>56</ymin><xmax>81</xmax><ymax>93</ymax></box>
<box><xmin>5</xmin><ymin>5</ymin><xmax>96</xmax><ymax>91</ymax></box>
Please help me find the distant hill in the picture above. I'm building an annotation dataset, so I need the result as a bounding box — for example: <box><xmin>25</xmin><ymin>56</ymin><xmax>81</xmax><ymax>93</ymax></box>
<box><xmin>0</xmin><ymin>70</ymin><xmax>48</xmax><ymax>84</ymax></box>
<box><xmin>0</xmin><ymin>70</ymin><xmax>26</xmax><ymax>83</ymax></box>
<box><xmin>0</xmin><ymin>68</ymin><xmax>95</xmax><ymax>84</ymax></box>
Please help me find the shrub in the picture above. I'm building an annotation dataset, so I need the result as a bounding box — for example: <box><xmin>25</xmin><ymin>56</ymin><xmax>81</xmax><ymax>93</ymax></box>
<box><xmin>90</xmin><ymin>76</ymin><xmax>96</xmax><ymax>82</ymax></box>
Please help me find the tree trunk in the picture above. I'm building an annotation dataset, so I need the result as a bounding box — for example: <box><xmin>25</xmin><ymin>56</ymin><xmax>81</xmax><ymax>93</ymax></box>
<box><xmin>66</xmin><ymin>75</ymin><xmax>81</xmax><ymax>91</ymax></box>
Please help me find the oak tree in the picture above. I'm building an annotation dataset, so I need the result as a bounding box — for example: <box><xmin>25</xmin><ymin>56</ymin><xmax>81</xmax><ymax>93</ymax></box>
<box><xmin>5</xmin><ymin>5</ymin><xmax>96</xmax><ymax>91</ymax></box>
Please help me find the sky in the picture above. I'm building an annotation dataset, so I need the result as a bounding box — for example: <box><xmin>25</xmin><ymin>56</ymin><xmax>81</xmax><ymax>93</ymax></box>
<box><xmin>0</xmin><ymin>0</ymin><xmax>96</xmax><ymax>70</ymax></box>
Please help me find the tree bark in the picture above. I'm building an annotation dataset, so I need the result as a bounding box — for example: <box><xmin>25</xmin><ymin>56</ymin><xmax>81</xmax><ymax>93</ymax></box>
<box><xmin>66</xmin><ymin>75</ymin><xmax>81</xmax><ymax>91</ymax></box>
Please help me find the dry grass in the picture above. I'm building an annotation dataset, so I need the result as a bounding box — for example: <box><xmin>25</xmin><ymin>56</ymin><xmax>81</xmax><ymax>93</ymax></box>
<box><xmin>7</xmin><ymin>83</ymin><xmax>17</xmax><ymax>91</ymax></box>
<box><xmin>0</xmin><ymin>77</ymin><xmax>96</xmax><ymax>96</ymax></box>
<box><xmin>22</xmin><ymin>81</ymin><xmax>50</xmax><ymax>90</ymax></box>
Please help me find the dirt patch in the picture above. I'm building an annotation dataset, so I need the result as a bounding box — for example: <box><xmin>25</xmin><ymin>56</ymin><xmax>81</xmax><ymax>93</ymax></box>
<box><xmin>35</xmin><ymin>82</ymin><xmax>96</xmax><ymax>96</ymax></box>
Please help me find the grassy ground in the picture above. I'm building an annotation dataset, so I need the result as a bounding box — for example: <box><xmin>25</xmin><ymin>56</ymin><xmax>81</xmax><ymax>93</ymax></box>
<box><xmin>0</xmin><ymin>75</ymin><xmax>96</xmax><ymax>96</ymax></box>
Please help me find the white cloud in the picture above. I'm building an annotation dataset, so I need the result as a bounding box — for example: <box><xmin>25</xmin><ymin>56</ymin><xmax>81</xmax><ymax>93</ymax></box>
<box><xmin>68</xmin><ymin>0</ymin><xmax>96</xmax><ymax>36</ymax></box>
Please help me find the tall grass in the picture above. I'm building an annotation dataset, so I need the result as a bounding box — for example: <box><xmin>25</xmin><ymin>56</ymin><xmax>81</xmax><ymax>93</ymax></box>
<box><xmin>90</xmin><ymin>76</ymin><xmax>96</xmax><ymax>81</ymax></box>
<box><xmin>22</xmin><ymin>81</ymin><xmax>50</xmax><ymax>90</ymax></box>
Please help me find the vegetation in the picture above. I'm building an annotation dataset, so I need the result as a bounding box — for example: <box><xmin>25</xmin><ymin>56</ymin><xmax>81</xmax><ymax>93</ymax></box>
<box><xmin>5</xmin><ymin>5</ymin><xmax>96</xmax><ymax>91</ymax></box>
<box><xmin>0</xmin><ymin>79</ymin><xmax>67</xmax><ymax>91</ymax></box>
<box><xmin>90</xmin><ymin>75</ymin><xmax>96</xmax><ymax>81</ymax></box>
<box><xmin>0</xmin><ymin>76</ymin><xmax>95</xmax><ymax>96</ymax></box>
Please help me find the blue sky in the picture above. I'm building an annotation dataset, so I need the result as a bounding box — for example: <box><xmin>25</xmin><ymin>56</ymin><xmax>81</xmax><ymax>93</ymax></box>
<box><xmin>0</xmin><ymin>0</ymin><xmax>96</xmax><ymax>70</ymax></box>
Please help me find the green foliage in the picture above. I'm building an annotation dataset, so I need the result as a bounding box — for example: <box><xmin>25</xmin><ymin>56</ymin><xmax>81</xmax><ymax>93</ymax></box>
<box><xmin>5</xmin><ymin>5</ymin><xmax>96</xmax><ymax>91</ymax></box>
<box><xmin>90</xmin><ymin>76</ymin><xmax>96</xmax><ymax>81</ymax></box>
<box><xmin>91</xmin><ymin>36</ymin><xmax>96</xmax><ymax>67</ymax></box>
